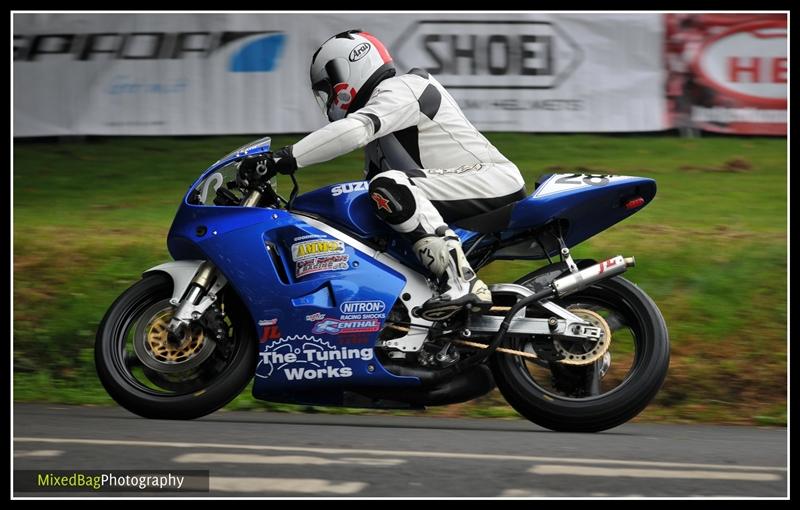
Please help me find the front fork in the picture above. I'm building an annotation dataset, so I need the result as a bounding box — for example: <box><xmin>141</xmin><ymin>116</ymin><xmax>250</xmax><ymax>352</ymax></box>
<box><xmin>166</xmin><ymin>188</ymin><xmax>262</xmax><ymax>337</ymax></box>
<box><xmin>166</xmin><ymin>261</ymin><xmax>228</xmax><ymax>338</ymax></box>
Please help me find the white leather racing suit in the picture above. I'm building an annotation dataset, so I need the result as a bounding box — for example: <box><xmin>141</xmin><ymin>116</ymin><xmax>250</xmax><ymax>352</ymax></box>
<box><xmin>292</xmin><ymin>68</ymin><xmax>527</xmax><ymax>242</ymax></box>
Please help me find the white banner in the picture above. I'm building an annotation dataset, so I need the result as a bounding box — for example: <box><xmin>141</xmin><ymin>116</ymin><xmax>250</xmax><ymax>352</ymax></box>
<box><xmin>13</xmin><ymin>13</ymin><xmax>666</xmax><ymax>137</ymax></box>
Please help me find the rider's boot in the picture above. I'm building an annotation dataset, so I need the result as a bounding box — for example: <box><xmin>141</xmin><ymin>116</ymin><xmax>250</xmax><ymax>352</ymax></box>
<box><xmin>413</xmin><ymin>229</ymin><xmax>493</xmax><ymax>321</ymax></box>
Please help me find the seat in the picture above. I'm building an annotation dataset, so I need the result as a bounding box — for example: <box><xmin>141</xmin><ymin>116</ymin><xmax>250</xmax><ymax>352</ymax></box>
<box><xmin>452</xmin><ymin>201</ymin><xmax>518</xmax><ymax>234</ymax></box>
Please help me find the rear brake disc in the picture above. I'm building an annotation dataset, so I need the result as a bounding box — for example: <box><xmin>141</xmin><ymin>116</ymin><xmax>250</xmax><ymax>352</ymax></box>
<box><xmin>552</xmin><ymin>308</ymin><xmax>611</xmax><ymax>366</ymax></box>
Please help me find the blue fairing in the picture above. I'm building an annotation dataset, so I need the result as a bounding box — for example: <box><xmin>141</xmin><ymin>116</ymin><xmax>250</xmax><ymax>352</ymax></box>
<box><xmin>290</xmin><ymin>177</ymin><xmax>657</xmax><ymax>260</ymax></box>
<box><xmin>169</xmin><ymin>137</ymin><xmax>657</xmax><ymax>406</ymax></box>
<box><xmin>292</xmin><ymin>182</ymin><xmax>432</xmax><ymax>273</ymax></box>
<box><xmin>170</xmin><ymin>143</ymin><xmax>421</xmax><ymax>406</ymax></box>
<box><xmin>292</xmin><ymin>182</ymin><xmax>386</xmax><ymax>237</ymax></box>
<box><xmin>502</xmin><ymin>175</ymin><xmax>657</xmax><ymax>254</ymax></box>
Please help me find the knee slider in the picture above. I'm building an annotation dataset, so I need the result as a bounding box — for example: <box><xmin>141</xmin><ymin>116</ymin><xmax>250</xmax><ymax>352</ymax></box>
<box><xmin>368</xmin><ymin>176</ymin><xmax>417</xmax><ymax>225</ymax></box>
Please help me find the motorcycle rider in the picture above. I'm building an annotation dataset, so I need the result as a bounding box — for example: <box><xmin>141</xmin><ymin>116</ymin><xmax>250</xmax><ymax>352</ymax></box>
<box><xmin>238</xmin><ymin>29</ymin><xmax>527</xmax><ymax>321</ymax></box>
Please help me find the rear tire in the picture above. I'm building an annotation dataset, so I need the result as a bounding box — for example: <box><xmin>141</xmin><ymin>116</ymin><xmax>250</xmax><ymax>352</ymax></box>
<box><xmin>95</xmin><ymin>273</ymin><xmax>257</xmax><ymax>419</ymax></box>
<box><xmin>491</xmin><ymin>275</ymin><xmax>669</xmax><ymax>432</ymax></box>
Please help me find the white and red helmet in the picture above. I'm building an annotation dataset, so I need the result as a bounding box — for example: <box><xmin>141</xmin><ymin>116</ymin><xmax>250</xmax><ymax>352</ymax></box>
<box><xmin>310</xmin><ymin>30</ymin><xmax>395</xmax><ymax>122</ymax></box>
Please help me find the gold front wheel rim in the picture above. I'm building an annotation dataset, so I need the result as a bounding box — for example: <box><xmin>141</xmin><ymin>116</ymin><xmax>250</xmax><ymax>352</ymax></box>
<box><xmin>144</xmin><ymin>310</ymin><xmax>207</xmax><ymax>364</ymax></box>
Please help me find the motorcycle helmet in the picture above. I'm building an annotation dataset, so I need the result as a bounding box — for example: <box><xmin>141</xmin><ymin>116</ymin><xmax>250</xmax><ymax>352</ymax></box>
<box><xmin>310</xmin><ymin>29</ymin><xmax>396</xmax><ymax>122</ymax></box>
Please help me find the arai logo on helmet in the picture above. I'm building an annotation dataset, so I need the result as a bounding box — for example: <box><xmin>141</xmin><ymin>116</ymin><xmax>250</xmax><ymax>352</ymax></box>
<box><xmin>349</xmin><ymin>42</ymin><xmax>372</xmax><ymax>62</ymax></box>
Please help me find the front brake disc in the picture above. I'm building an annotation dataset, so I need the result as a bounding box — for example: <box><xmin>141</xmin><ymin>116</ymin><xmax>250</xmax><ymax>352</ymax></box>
<box><xmin>133</xmin><ymin>300</ymin><xmax>216</xmax><ymax>374</ymax></box>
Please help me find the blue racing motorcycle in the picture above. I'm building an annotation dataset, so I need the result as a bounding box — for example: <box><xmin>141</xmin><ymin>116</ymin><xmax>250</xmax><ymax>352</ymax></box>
<box><xmin>95</xmin><ymin>136</ymin><xmax>669</xmax><ymax>432</ymax></box>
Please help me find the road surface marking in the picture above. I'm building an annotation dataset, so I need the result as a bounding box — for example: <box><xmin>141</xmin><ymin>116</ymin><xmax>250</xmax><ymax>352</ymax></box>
<box><xmin>14</xmin><ymin>437</ymin><xmax>786</xmax><ymax>473</ymax></box>
<box><xmin>13</xmin><ymin>450</ymin><xmax>63</xmax><ymax>458</ymax></box>
<box><xmin>209</xmin><ymin>477</ymin><xmax>366</xmax><ymax>494</ymax></box>
<box><xmin>499</xmin><ymin>489</ymin><xmax>554</xmax><ymax>497</ymax></box>
<box><xmin>529</xmin><ymin>464</ymin><xmax>781</xmax><ymax>481</ymax></box>
<box><xmin>174</xmin><ymin>453</ymin><xmax>404</xmax><ymax>466</ymax></box>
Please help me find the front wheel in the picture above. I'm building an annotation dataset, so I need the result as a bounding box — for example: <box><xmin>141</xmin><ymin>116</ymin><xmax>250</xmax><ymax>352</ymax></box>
<box><xmin>95</xmin><ymin>273</ymin><xmax>257</xmax><ymax>419</ymax></box>
<box><xmin>491</xmin><ymin>275</ymin><xmax>669</xmax><ymax>432</ymax></box>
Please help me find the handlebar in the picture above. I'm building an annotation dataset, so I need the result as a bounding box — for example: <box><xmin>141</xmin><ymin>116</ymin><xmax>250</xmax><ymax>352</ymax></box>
<box><xmin>233</xmin><ymin>159</ymin><xmax>299</xmax><ymax>210</ymax></box>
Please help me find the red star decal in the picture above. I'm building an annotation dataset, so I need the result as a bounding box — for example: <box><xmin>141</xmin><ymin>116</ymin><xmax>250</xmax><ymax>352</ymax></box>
<box><xmin>371</xmin><ymin>192</ymin><xmax>392</xmax><ymax>213</ymax></box>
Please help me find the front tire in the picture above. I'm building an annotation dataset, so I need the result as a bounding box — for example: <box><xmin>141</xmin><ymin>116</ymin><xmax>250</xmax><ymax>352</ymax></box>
<box><xmin>491</xmin><ymin>275</ymin><xmax>669</xmax><ymax>432</ymax></box>
<box><xmin>95</xmin><ymin>273</ymin><xmax>257</xmax><ymax>419</ymax></box>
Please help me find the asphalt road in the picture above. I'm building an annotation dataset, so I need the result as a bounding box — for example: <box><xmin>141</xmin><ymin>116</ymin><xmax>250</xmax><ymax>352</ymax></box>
<box><xmin>13</xmin><ymin>403</ymin><xmax>787</xmax><ymax>498</ymax></box>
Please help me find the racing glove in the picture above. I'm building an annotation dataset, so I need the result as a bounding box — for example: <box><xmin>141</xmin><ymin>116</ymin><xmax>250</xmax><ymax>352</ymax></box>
<box><xmin>236</xmin><ymin>145</ymin><xmax>297</xmax><ymax>189</ymax></box>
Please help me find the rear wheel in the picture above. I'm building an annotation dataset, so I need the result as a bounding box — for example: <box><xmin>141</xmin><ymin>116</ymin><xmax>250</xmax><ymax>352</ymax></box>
<box><xmin>95</xmin><ymin>273</ymin><xmax>257</xmax><ymax>419</ymax></box>
<box><xmin>490</xmin><ymin>275</ymin><xmax>669</xmax><ymax>432</ymax></box>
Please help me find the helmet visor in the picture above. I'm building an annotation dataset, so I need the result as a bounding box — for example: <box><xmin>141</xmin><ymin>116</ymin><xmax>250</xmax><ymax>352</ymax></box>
<box><xmin>312</xmin><ymin>79</ymin><xmax>333</xmax><ymax>115</ymax></box>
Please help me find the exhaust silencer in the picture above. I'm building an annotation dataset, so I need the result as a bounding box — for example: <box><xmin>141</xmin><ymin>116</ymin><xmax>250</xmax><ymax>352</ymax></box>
<box><xmin>552</xmin><ymin>255</ymin><xmax>635</xmax><ymax>297</ymax></box>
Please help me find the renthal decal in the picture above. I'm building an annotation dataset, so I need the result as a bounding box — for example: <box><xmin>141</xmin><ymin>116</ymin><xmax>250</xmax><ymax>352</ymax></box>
<box><xmin>340</xmin><ymin>300</ymin><xmax>386</xmax><ymax>315</ymax></box>
<box><xmin>331</xmin><ymin>182</ymin><xmax>369</xmax><ymax>197</ymax></box>
<box><xmin>256</xmin><ymin>335</ymin><xmax>373</xmax><ymax>381</ymax></box>
<box><xmin>295</xmin><ymin>255</ymin><xmax>349</xmax><ymax>278</ymax></box>
<box><xmin>305</xmin><ymin>312</ymin><xmax>326</xmax><ymax>322</ymax></box>
<box><xmin>292</xmin><ymin>239</ymin><xmax>345</xmax><ymax>261</ymax></box>
<box><xmin>312</xmin><ymin>318</ymin><xmax>381</xmax><ymax>335</ymax></box>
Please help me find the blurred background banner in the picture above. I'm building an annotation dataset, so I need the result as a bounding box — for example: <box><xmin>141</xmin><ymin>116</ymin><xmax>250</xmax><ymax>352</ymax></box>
<box><xmin>14</xmin><ymin>12</ymin><xmax>667</xmax><ymax>136</ymax></box>
<box><xmin>665</xmin><ymin>14</ymin><xmax>787</xmax><ymax>135</ymax></box>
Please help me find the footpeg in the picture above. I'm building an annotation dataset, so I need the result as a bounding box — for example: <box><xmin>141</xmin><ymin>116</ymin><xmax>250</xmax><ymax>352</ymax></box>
<box><xmin>414</xmin><ymin>304</ymin><xmax>463</xmax><ymax>322</ymax></box>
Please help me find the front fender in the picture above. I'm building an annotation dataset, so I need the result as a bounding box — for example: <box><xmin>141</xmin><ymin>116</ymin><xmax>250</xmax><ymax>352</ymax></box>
<box><xmin>143</xmin><ymin>260</ymin><xmax>206</xmax><ymax>303</ymax></box>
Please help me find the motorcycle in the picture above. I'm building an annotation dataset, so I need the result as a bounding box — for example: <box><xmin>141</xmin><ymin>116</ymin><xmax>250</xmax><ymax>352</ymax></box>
<box><xmin>95</xmin><ymin>136</ymin><xmax>669</xmax><ymax>432</ymax></box>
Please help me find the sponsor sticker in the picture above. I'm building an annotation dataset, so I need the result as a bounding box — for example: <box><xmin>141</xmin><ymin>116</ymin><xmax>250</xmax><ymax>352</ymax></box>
<box><xmin>291</xmin><ymin>239</ymin><xmax>349</xmax><ymax>278</ymax></box>
<box><xmin>305</xmin><ymin>312</ymin><xmax>326</xmax><ymax>322</ymax></box>
<box><xmin>292</xmin><ymin>239</ymin><xmax>345</xmax><ymax>260</ymax></box>
<box><xmin>293</xmin><ymin>234</ymin><xmax>326</xmax><ymax>242</ymax></box>
<box><xmin>340</xmin><ymin>300</ymin><xmax>386</xmax><ymax>315</ymax></box>
<box><xmin>259</xmin><ymin>326</ymin><xmax>281</xmax><ymax>343</ymax></box>
<box><xmin>312</xmin><ymin>318</ymin><xmax>381</xmax><ymax>335</ymax></box>
<box><xmin>256</xmin><ymin>335</ymin><xmax>374</xmax><ymax>381</ymax></box>
<box><xmin>295</xmin><ymin>255</ymin><xmax>350</xmax><ymax>278</ymax></box>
